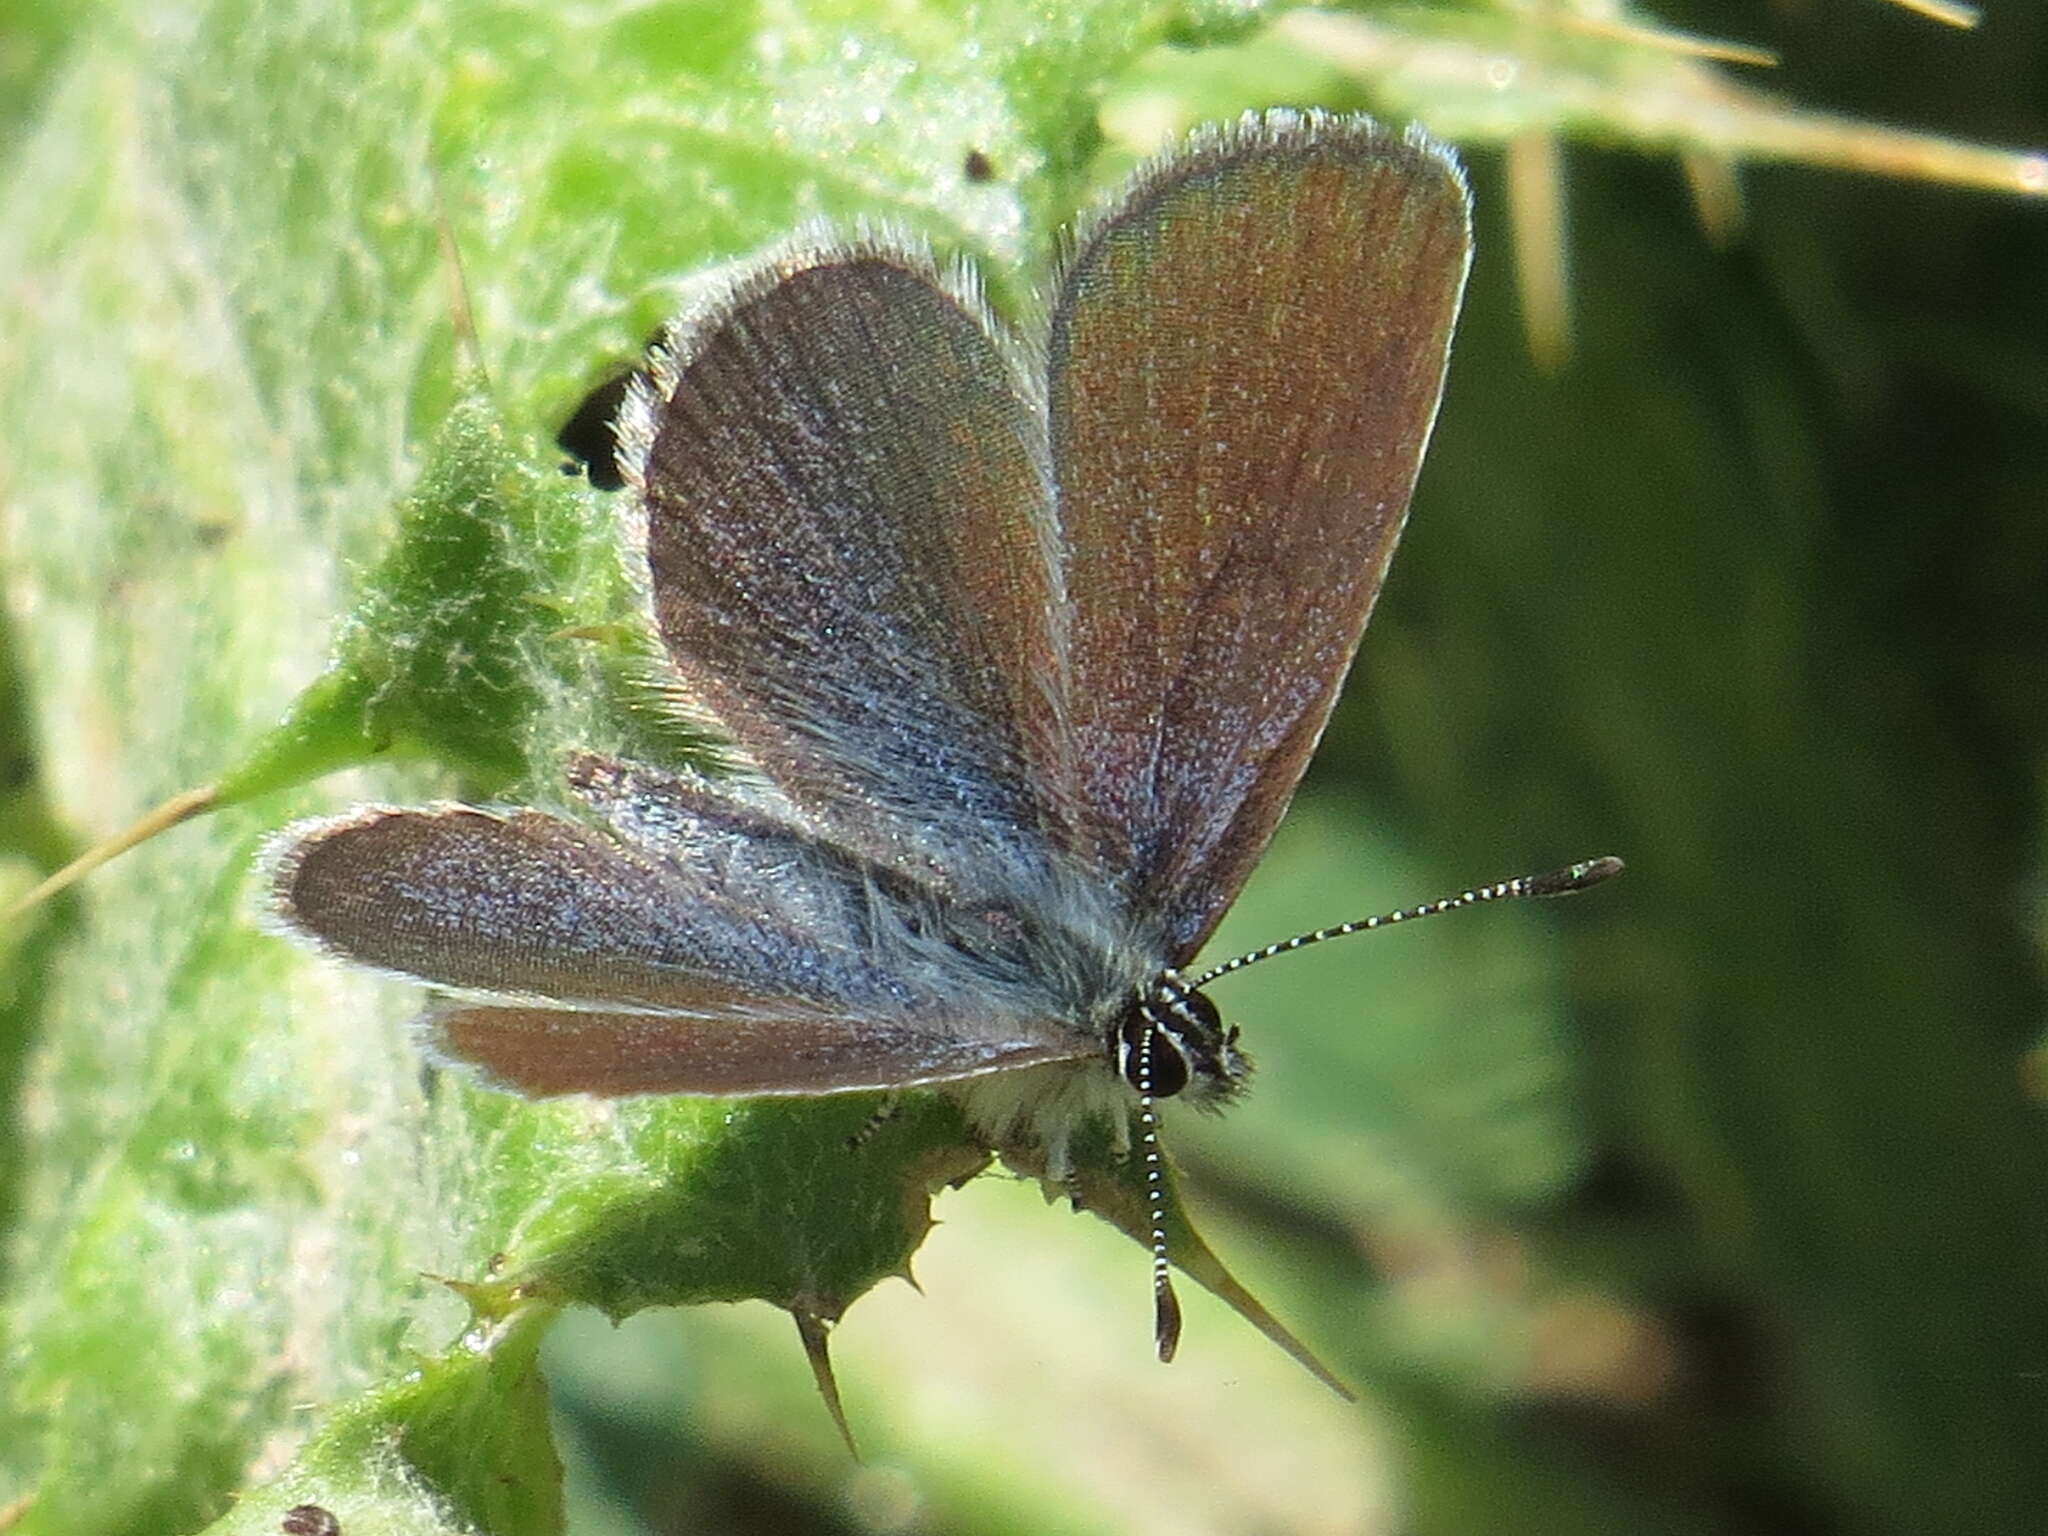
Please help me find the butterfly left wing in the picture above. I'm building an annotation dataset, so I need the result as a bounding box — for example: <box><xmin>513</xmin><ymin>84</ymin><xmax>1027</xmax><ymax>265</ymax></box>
<box><xmin>423</xmin><ymin>1002</ymin><xmax>1066</xmax><ymax>1098</ymax></box>
<box><xmin>263</xmin><ymin>798</ymin><xmax>1092</xmax><ymax>1095</ymax></box>
<box><xmin>619</xmin><ymin>241</ymin><xmax>1075</xmax><ymax>894</ymax></box>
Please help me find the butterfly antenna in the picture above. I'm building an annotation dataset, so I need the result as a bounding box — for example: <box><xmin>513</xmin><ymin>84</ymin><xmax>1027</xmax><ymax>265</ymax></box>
<box><xmin>1186</xmin><ymin>855</ymin><xmax>1623</xmax><ymax>992</ymax></box>
<box><xmin>1135</xmin><ymin>1026</ymin><xmax>1184</xmax><ymax>1362</ymax></box>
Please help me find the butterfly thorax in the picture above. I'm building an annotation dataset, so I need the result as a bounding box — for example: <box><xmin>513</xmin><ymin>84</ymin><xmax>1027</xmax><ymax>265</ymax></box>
<box><xmin>943</xmin><ymin>871</ymin><xmax>1253</xmax><ymax>1110</ymax></box>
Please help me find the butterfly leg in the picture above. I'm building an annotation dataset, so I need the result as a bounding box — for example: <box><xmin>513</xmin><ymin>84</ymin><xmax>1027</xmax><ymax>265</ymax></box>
<box><xmin>844</xmin><ymin>1092</ymin><xmax>903</xmax><ymax>1150</ymax></box>
<box><xmin>1108</xmin><ymin>1110</ymin><xmax>1134</xmax><ymax>1165</ymax></box>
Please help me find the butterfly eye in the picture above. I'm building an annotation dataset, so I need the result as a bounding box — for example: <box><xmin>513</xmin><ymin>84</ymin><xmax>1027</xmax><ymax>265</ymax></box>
<box><xmin>1116</xmin><ymin>1007</ymin><xmax>1193</xmax><ymax>1097</ymax></box>
<box><xmin>1116</xmin><ymin>983</ymin><xmax>1225</xmax><ymax>1099</ymax></box>
<box><xmin>1140</xmin><ymin>1025</ymin><xmax>1192</xmax><ymax>1098</ymax></box>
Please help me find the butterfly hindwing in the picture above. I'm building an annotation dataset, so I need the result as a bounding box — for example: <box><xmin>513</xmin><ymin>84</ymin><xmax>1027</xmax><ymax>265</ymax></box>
<box><xmin>265</xmin><ymin>798</ymin><xmax>1095</xmax><ymax>1094</ymax></box>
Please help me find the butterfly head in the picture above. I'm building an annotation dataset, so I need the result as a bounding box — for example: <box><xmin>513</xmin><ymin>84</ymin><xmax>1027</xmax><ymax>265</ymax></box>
<box><xmin>1111</xmin><ymin>970</ymin><xmax>1249</xmax><ymax>1107</ymax></box>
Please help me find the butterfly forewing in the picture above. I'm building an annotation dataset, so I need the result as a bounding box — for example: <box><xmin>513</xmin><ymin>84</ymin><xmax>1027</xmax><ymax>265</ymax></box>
<box><xmin>623</xmin><ymin>248</ymin><xmax>1072</xmax><ymax>890</ymax></box>
<box><xmin>1046</xmin><ymin>115</ymin><xmax>1473</xmax><ymax>960</ymax></box>
<box><xmin>267</xmin><ymin>804</ymin><xmax>900</xmax><ymax>1013</ymax></box>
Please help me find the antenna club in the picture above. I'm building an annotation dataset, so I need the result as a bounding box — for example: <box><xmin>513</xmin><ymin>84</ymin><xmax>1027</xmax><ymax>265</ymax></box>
<box><xmin>1527</xmin><ymin>855</ymin><xmax>1625</xmax><ymax>897</ymax></box>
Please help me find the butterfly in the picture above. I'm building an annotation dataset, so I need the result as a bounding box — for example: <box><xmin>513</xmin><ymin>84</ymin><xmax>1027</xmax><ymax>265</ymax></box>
<box><xmin>264</xmin><ymin>108</ymin><xmax>1615</xmax><ymax>1387</ymax></box>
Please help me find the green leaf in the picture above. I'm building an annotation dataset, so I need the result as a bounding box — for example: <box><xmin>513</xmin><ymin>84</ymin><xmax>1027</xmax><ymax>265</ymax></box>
<box><xmin>213</xmin><ymin>382</ymin><xmax>624</xmax><ymax>800</ymax></box>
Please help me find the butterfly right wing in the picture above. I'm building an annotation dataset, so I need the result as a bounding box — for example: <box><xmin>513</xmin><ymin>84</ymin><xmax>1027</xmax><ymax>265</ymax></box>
<box><xmin>1046</xmin><ymin>113</ymin><xmax>1472</xmax><ymax>961</ymax></box>
<box><xmin>262</xmin><ymin>793</ymin><xmax>1091</xmax><ymax>1097</ymax></box>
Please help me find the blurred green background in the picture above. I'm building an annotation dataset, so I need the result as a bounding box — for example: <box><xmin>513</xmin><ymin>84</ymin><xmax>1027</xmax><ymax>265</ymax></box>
<box><xmin>2</xmin><ymin>2</ymin><xmax>2045</xmax><ymax>1534</ymax></box>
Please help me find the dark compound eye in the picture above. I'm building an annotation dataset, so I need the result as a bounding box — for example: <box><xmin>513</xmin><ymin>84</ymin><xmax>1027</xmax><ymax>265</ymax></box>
<box><xmin>1140</xmin><ymin>1028</ymin><xmax>1191</xmax><ymax>1096</ymax></box>
<box><xmin>1116</xmin><ymin>1003</ymin><xmax>1197</xmax><ymax>1097</ymax></box>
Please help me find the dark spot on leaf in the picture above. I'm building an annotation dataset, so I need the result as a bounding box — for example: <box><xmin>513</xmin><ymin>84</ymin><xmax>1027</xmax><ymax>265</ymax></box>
<box><xmin>557</xmin><ymin>368</ymin><xmax>639</xmax><ymax>491</ymax></box>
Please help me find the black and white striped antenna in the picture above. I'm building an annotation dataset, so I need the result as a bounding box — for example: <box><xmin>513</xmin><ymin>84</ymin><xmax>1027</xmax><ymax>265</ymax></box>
<box><xmin>1185</xmin><ymin>856</ymin><xmax>1624</xmax><ymax>993</ymax></box>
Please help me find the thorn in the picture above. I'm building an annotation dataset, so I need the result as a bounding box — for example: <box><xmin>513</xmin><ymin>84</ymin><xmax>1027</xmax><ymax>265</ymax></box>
<box><xmin>1681</xmin><ymin>149</ymin><xmax>1746</xmax><ymax>249</ymax></box>
<box><xmin>1507</xmin><ymin>129</ymin><xmax>1572</xmax><ymax>373</ymax></box>
<box><xmin>792</xmin><ymin>1308</ymin><xmax>859</xmax><ymax>1460</ymax></box>
<box><xmin>1884</xmin><ymin>0</ymin><xmax>1978</xmax><ymax>27</ymax></box>
<box><xmin>5</xmin><ymin>784</ymin><xmax>218</xmax><ymax>920</ymax></box>
<box><xmin>426</xmin><ymin>161</ymin><xmax>486</xmax><ymax>382</ymax></box>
